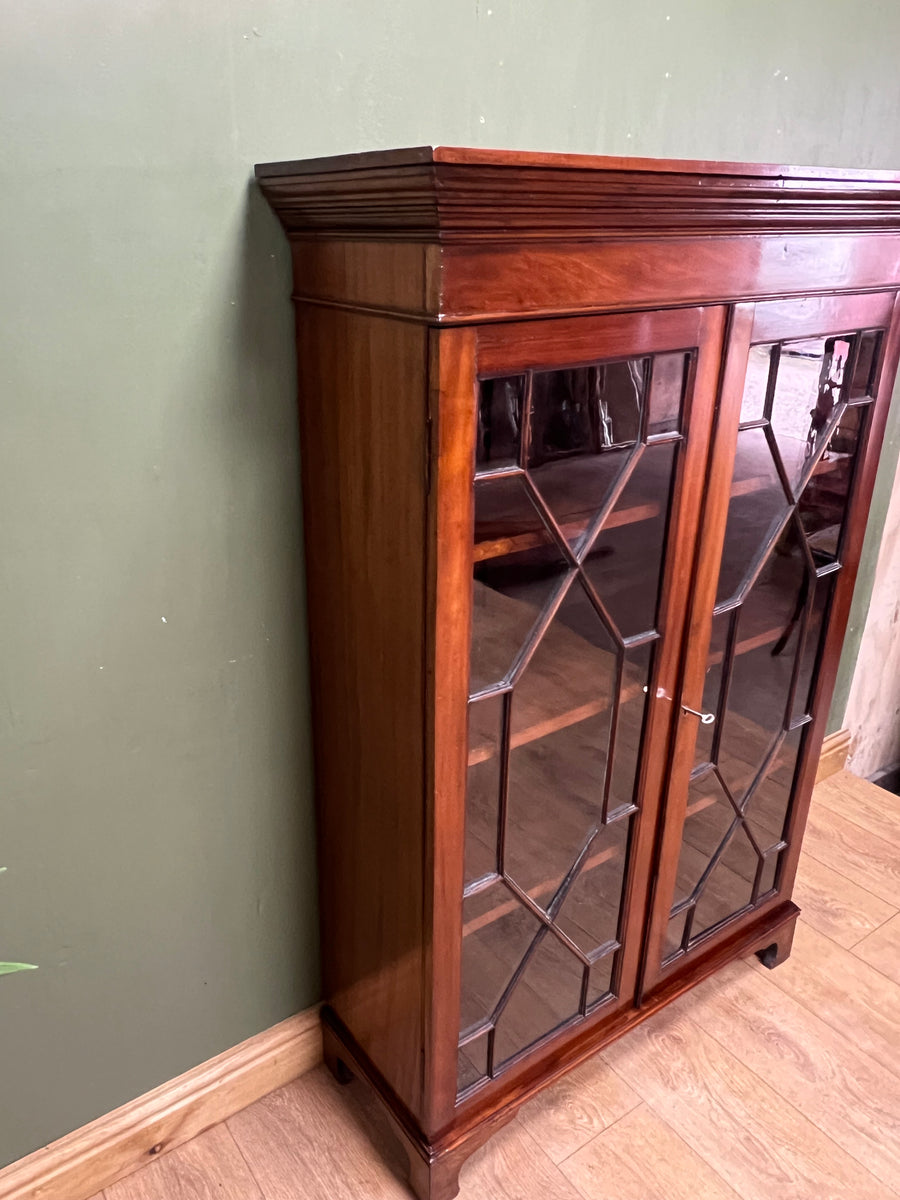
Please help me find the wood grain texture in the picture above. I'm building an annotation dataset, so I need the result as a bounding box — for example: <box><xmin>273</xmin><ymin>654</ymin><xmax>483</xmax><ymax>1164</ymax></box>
<box><xmin>802</xmin><ymin>803</ymin><xmax>900</xmax><ymax>906</ymax></box>
<box><xmin>813</xmin><ymin>768</ymin><xmax>900</xmax><ymax>844</ymax></box>
<box><xmin>815</xmin><ymin>729</ymin><xmax>851</xmax><ymax>783</ymax></box>
<box><xmin>749</xmin><ymin>919</ymin><xmax>900</xmax><ymax>1074</ymax></box>
<box><xmin>853</xmin><ymin>913</ymin><xmax>900</xmax><ymax>984</ymax></box>
<box><xmin>0</xmin><ymin>1008</ymin><xmax>321</xmax><ymax>1200</ymax></box>
<box><xmin>295</xmin><ymin>304</ymin><xmax>430</xmax><ymax>1117</ymax></box>
<box><xmin>255</xmin><ymin>150</ymin><xmax>900</xmax><ymax>244</ymax></box>
<box><xmin>458</xmin><ymin>1122</ymin><xmax>583</xmax><ymax>1200</ymax></box>
<box><xmin>424</xmin><ymin>326</ymin><xmax>478</xmax><ymax>1129</ymax></box>
<box><xmin>228</xmin><ymin>1068</ymin><xmax>412</xmax><ymax>1200</ymax></box>
<box><xmin>601</xmin><ymin>1003</ymin><xmax>895</xmax><ymax>1200</ymax></box>
<box><xmin>513</xmin><ymin>1050</ymin><xmax>640</xmax><ymax>1165</ymax></box>
<box><xmin>103</xmin><ymin>1125</ymin><xmax>263</xmax><ymax>1200</ymax></box>
<box><xmin>560</xmin><ymin>1103</ymin><xmax>741</xmax><ymax>1200</ymax></box>
<box><xmin>439</xmin><ymin>235</ymin><xmax>900</xmax><ymax>322</ymax></box>
<box><xmin>790</xmin><ymin>843</ymin><xmax>897</xmax><ymax>948</ymax></box>
<box><xmin>685</xmin><ymin>959</ymin><xmax>900</xmax><ymax>1191</ymax></box>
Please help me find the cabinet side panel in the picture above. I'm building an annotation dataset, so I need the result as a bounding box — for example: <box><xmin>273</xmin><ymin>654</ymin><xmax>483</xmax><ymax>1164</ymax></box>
<box><xmin>295</xmin><ymin>304</ymin><xmax>429</xmax><ymax>1117</ymax></box>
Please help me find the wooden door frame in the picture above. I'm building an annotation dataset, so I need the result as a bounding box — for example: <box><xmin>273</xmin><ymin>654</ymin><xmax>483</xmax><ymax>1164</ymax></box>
<box><xmin>425</xmin><ymin>305</ymin><xmax>728</xmax><ymax>1132</ymax></box>
<box><xmin>641</xmin><ymin>288</ymin><xmax>900</xmax><ymax>997</ymax></box>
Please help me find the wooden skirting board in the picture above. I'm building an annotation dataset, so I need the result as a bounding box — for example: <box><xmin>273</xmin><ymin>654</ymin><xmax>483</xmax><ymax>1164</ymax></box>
<box><xmin>816</xmin><ymin>728</ymin><xmax>852</xmax><ymax>783</ymax></box>
<box><xmin>0</xmin><ymin>731</ymin><xmax>849</xmax><ymax>1200</ymax></box>
<box><xmin>0</xmin><ymin>1006</ymin><xmax>322</xmax><ymax>1200</ymax></box>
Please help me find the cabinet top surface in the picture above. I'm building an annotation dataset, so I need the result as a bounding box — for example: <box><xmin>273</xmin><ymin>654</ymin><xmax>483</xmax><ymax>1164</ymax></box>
<box><xmin>255</xmin><ymin>144</ymin><xmax>900</xmax><ymax>184</ymax></box>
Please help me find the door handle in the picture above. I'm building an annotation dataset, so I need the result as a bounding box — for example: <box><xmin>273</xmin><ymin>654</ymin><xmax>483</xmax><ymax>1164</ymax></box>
<box><xmin>681</xmin><ymin>704</ymin><xmax>715</xmax><ymax>725</ymax></box>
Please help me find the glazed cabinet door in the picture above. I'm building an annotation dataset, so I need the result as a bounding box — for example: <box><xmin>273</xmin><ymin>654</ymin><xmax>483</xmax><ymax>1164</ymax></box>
<box><xmin>434</xmin><ymin>307</ymin><xmax>726</xmax><ymax>1112</ymax></box>
<box><xmin>643</xmin><ymin>291</ymin><xmax>900</xmax><ymax>990</ymax></box>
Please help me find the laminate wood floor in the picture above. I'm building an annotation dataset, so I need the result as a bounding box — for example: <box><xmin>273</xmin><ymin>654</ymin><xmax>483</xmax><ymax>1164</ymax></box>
<box><xmin>96</xmin><ymin>771</ymin><xmax>900</xmax><ymax>1200</ymax></box>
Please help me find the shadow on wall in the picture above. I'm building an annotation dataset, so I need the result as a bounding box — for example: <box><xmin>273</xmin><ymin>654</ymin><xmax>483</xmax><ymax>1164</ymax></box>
<box><xmin>231</xmin><ymin>174</ymin><xmax>322</xmax><ymax>1001</ymax></box>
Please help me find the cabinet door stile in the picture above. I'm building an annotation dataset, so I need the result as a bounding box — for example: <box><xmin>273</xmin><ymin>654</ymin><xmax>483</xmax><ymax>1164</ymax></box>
<box><xmin>641</xmin><ymin>304</ymin><xmax>755</xmax><ymax>990</ymax></box>
<box><xmin>619</xmin><ymin>304</ymin><xmax>728</xmax><ymax>1001</ymax></box>
<box><xmin>425</xmin><ymin>325</ymin><xmax>479</xmax><ymax>1132</ymax></box>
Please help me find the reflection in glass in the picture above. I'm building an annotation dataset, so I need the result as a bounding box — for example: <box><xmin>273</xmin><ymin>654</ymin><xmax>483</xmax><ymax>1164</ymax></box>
<box><xmin>741</xmin><ymin>343</ymin><xmax>775</xmax><ymax>424</ymax></box>
<box><xmin>745</xmin><ymin>727</ymin><xmax>803</xmax><ymax>856</ymax></box>
<box><xmin>477</xmin><ymin>375</ymin><xmax>525</xmax><ymax>471</ymax></box>
<box><xmin>471</xmin><ymin>475</ymin><xmax>569</xmax><ymax>693</ymax></box>
<box><xmin>695</xmin><ymin>610</ymin><xmax>729</xmax><ymax>767</ymax></box>
<box><xmin>585</xmin><ymin>954</ymin><xmax>615</xmax><ymax>1010</ymax></box>
<box><xmin>717</xmin><ymin>522</ymin><xmax>809</xmax><ymax>803</ymax></box>
<box><xmin>530</xmin><ymin>360</ymin><xmax>645</xmax><ymax>465</ymax></box>
<box><xmin>459</xmin><ymin>883</ymin><xmax>541</xmax><ymax>1035</ymax></box>
<box><xmin>555</xmin><ymin>816</ymin><xmax>631</xmax><ymax>954</ymax></box>
<box><xmin>457</xmin><ymin>1033</ymin><xmax>489</xmax><ymax>1094</ymax></box>
<box><xmin>663</xmin><ymin>910</ymin><xmax>688</xmax><ymax>963</ymax></box>
<box><xmin>672</xmin><ymin>771</ymin><xmax>737</xmax><ymax>908</ymax></box>
<box><xmin>850</xmin><ymin>332</ymin><xmax>882</xmax><ymax>400</ymax></box>
<box><xmin>528</xmin><ymin>359</ymin><xmax>646</xmax><ymax>555</ymax></box>
<box><xmin>769</xmin><ymin>336</ymin><xmax>852</xmax><ymax>493</ymax></box>
<box><xmin>583</xmin><ymin>442</ymin><xmax>678</xmax><ymax>638</ymax></box>
<box><xmin>464</xmin><ymin>694</ymin><xmax>504</xmax><ymax>887</ymax></box>
<box><xmin>691</xmin><ymin>825</ymin><xmax>757</xmax><ymax>938</ymax></box>
<box><xmin>492</xmin><ymin>931</ymin><xmax>584</xmax><ymax>1068</ymax></box>
<box><xmin>504</xmin><ymin>581</ymin><xmax>617</xmax><ymax>904</ymax></box>
<box><xmin>717</xmin><ymin>426</ymin><xmax>790</xmax><ymax>606</ymax></box>
<box><xmin>791</xmin><ymin>576</ymin><xmax>835</xmax><ymax>724</ymax></box>
<box><xmin>648</xmin><ymin>352</ymin><xmax>687</xmax><ymax>436</ymax></box>
<box><xmin>797</xmin><ymin>405</ymin><xmax>864</xmax><ymax>566</ymax></box>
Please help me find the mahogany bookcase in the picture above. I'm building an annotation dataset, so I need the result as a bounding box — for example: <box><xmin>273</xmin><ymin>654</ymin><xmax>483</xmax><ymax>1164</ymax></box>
<box><xmin>256</xmin><ymin>147</ymin><xmax>900</xmax><ymax>1200</ymax></box>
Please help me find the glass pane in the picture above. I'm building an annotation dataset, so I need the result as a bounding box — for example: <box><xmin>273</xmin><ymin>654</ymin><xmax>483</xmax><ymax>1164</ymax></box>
<box><xmin>648</xmin><ymin>351</ymin><xmax>687</xmax><ymax>436</ymax></box>
<box><xmin>493</xmin><ymin>931</ymin><xmax>584</xmax><ymax>1068</ymax></box>
<box><xmin>798</xmin><ymin>405</ymin><xmax>865</xmax><ymax>566</ymax></box>
<box><xmin>607</xmin><ymin>640</ymin><xmax>655</xmax><ymax>816</ymax></box>
<box><xmin>459</xmin><ymin>882</ymin><xmax>541</xmax><ymax>1035</ymax></box>
<box><xmin>850</xmin><ymin>331</ymin><xmax>882</xmax><ymax>400</ymax></box>
<box><xmin>741</xmin><ymin>343</ymin><xmax>775</xmax><ymax>424</ymax></box>
<box><xmin>695</xmin><ymin>609</ymin><xmax>730</xmax><ymax>766</ymax></box>
<box><xmin>583</xmin><ymin>441</ymin><xmax>678</xmax><ymax>638</ymax></box>
<box><xmin>769</xmin><ymin>336</ymin><xmax>853</xmax><ymax>495</ymax></box>
<box><xmin>791</xmin><ymin>574</ymin><xmax>835</xmax><ymax>724</ymax></box>
<box><xmin>717</xmin><ymin>426</ymin><xmax>790</xmax><ymax>606</ymax></box>
<box><xmin>457</xmin><ymin>1034</ymin><xmax>488</xmax><ymax>1094</ymax></box>
<box><xmin>758</xmin><ymin>851</ymin><xmax>781</xmax><ymax>898</ymax></box>
<box><xmin>585</xmin><ymin>953</ymin><xmax>615</xmax><ymax>1010</ymax></box>
<box><xmin>504</xmin><ymin>580</ymin><xmax>617</xmax><ymax>904</ymax></box>
<box><xmin>690</xmin><ymin>824</ymin><xmax>758</xmax><ymax>940</ymax></box>
<box><xmin>471</xmin><ymin>474</ymin><xmax>568</xmax><ymax>693</ymax></box>
<box><xmin>663</xmin><ymin>910</ymin><xmax>688</xmax><ymax>962</ymax></box>
<box><xmin>465</xmin><ymin>695</ymin><xmax>503</xmax><ymax>887</ymax></box>
<box><xmin>530</xmin><ymin>361</ymin><xmax>645</xmax><ymax>466</ymax></box>
<box><xmin>672</xmin><ymin>770</ymin><xmax>737</xmax><ymax>907</ymax></box>
<box><xmin>745</xmin><ymin>726</ymin><xmax>803</xmax><ymax>855</ymax></box>
<box><xmin>554</xmin><ymin>816</ymin><xmax>631</xmax><ymax>955</ymax></box>
<box><xmin>717</xmin><ymin>521</ymin><xmax>810</xmax><ymax>804</ymax></box>
<box><xmin>528</xmin><ymin>360</ymin><xmax>646</xmax><ymax>555</ymax></box>
<box><xmin>476</xmin><ymin>375</ymin><xmax>525</xmax><ymax>471</ymax></box>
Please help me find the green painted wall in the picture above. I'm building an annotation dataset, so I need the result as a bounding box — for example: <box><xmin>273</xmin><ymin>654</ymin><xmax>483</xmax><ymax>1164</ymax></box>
<box><xmin>2</xmin><ymin>0</ymin><xmax>899</xmax><ymax>1167</ymax></box>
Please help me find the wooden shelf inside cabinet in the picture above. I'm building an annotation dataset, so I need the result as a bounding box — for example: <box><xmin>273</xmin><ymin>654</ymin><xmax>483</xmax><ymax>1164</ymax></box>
<box><xmin>255</xmin><ymin>145</ymin><xmax>900</xmax><ymax>1200</ymax></box>
<box><xmin>474</xmin><ymin>459</ymin><xmax>847</xmax><ymax>565</ymax></box>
